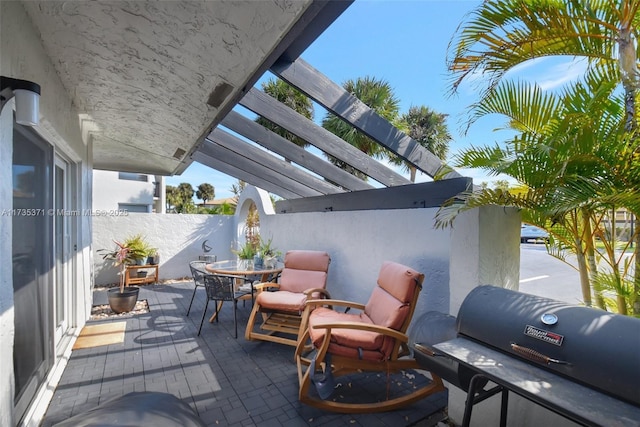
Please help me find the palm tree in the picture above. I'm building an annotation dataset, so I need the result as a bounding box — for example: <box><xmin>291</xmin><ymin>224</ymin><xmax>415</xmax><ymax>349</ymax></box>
<box><xmin>392</xmin><ymin>105</ymin><xmax>452</xmax><ymax>182</ymax></box>
<box><xmin>166</xmin><ymin>185</ymin><xmax>178</xmax><ymax>212</ymax></box>
<box><xmin>322</xmin><ymin>76</ymin><xmax>401</xmax><ymax>180</ymax></box>
<box><xmin>256</xmin><ymin>78</ymin><xmax>314</xmax><ymax>149</ymax></box>
<box><xmin>196</xmin><ymin>183</ymin><xmax>215</xmax><ymax>205</ymax></box>
<box><xmin>440</xmin><ymin>1</ymin><xmax>640</xmax><ymax>314</ymax></box>
<box><xmin>437</xmin><ymin>69</ymin><xmax>640</xmax><ymax>313</ymax></box>
<box><xmin>175</xmin><ymin>183</ymin><xmax>195</xmax><ymax>213</ymax></box>
<box><xmin>448</xmin><ymin>0</ymin><xmax>639</xmax><ymax>130</ymax></box>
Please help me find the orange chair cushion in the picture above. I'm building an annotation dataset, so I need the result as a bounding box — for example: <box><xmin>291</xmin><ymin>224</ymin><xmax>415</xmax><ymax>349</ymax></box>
<box><xmin>256</xmin><ymin>290</ymin><xmax>307</xmax><ymax>313</ymax></box>
<box><xmin>284</xmin><ymin>250</ymin><xmax>331</xmax><ymax>271</ymax></box>
<box><xmin>280</xmin><ymin>269</ymin><xmax>327</xmax><ymax>294</ymax></box>
<box><xmin>376</xmin><ymin>261</ymin><xmax>420</xmax><ymax>303</ymax></box>
<box><xmin>364</xmin><ymin>261</ymin><xmax>420</xmax><ymax>329</ymax></box>
<box><xmin>308</xmin><ymin>307</ymin><xmax>387</xmax><ymax>361</ymax></box>
<box><xmin>279</xmin><ymin>250</ymin><xmax>330</xmax><ymax>293</ymax></box>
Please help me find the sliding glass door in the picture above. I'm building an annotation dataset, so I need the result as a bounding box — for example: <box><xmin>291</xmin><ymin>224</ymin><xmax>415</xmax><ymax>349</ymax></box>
<box><xmin>12</xmin><ymin>125</ymin><xmax>54</xmax><ymax>421</ymax></box>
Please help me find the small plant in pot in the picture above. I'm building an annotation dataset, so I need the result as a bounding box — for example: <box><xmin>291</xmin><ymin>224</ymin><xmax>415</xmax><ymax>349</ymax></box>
<box><xmin>147</xmin><ymin>248</ymin><xmax>160</xmax><ymax>265</ymax></box>
<box><xmin>231</xmin><ymin>240</ymin><xmax>256</xmax><ymax>269</ymax></box>
<box><xmin>259</xmin><ymin>236</ymin><xmax>281</xmax><ymax>269</ymax></box>
<box><xmin>98</xmin><ymin>235</ymin><xmax>149</xmax><ymax>313</ymax></box>
<box><xmin>123</xmin><ymin>234</ymin><xmax>152</xmax><ymax>266</ymax></box>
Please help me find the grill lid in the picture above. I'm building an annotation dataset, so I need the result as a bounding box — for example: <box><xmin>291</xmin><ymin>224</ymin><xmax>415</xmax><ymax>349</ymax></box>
<box><xmin>457</xmin><ymin>286</ymin><xmax>640</xmax><ymax>407</ymax></box>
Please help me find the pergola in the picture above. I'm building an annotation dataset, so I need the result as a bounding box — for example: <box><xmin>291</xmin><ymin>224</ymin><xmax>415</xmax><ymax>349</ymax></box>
<box><xmin>23</xmin><ymin>0</ymin><xmax>469</xmax><ymax>212</ymax></box>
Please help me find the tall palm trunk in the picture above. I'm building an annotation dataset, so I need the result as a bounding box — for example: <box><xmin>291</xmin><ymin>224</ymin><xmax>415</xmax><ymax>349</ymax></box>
<box><xmin>573</xmin><ymin>209</ymin><xmax>593</xmax><ymax>307</ymax></box>
<box><xmin>619</xmin><ymin>13</ymin><xmax>639</xmax><ymax>316</ymax></box>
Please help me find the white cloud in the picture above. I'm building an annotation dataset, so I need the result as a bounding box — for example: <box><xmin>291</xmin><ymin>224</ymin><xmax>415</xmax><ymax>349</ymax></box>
<box><xmin>507</xmin><ymin>56</ymin><xmax>589</xmax><ymax>91</ymax></box>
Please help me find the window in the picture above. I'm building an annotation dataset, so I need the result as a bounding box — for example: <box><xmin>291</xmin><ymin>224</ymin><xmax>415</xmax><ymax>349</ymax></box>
<box><xmin>118</xmin><ymin>172</ymin><xmax>148</xmax><ymax>182</ymax></box>
<box><xmin>118</xmin><ymin>203</ymin><xmax>150</xmax><ymax>213</ymax></box>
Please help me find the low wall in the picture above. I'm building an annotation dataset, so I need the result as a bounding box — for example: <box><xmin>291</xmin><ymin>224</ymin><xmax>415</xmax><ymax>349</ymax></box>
<box><xmin>93</xmin><ymin>187</ymin><xmax>519</xmax><ymax>319</ymax></box>
<box><xmin>93</xmin><ymin>214</ymin><xmax>235</xmax><ymax>285</ymax></box>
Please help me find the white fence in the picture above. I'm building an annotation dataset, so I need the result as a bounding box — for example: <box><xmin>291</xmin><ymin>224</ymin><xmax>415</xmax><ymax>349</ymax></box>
<box><xmin>93</xmin><ymin>186</ymin><xmax>520</xmax><ymax>316</ymax></box>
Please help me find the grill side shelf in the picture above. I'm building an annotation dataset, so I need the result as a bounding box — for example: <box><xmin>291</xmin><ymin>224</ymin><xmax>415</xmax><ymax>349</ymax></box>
<box><xmin>434</xmin><ymin>337</ymin><xmax>640</xmax><ymax>427</ymax></box>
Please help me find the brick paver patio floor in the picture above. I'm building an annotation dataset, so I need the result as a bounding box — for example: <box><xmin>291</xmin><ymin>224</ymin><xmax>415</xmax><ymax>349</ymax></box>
<box><xmin>41</xmin><ymin>281</ymin><xmax>448</xmax><ymax>426</ymax></box>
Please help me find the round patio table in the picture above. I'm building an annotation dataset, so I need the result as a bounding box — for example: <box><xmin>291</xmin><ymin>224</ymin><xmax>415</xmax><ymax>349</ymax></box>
<box><xmin>204</xmin><ymin>260</ymin><xmax>284</xmax><ymax>323</ymax></box>
<box><xmin>205</xmin><ymin>259</ymin><xmax>284</xmax><ymax>282</ymax></box>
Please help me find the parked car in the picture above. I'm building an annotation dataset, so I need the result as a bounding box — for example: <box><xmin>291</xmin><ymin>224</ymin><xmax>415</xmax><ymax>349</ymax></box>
<box><xmin>520</xmin><ymin>224</ymin><xmax>549</xmax><ymax>243</ymax></box>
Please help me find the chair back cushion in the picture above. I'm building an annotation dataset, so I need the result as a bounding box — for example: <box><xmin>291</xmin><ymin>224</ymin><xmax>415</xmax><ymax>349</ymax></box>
<box><xmin>364</xmin><ymin>261</ymin><xmax>421</xmax><ymax>330</ymax></box>
<box><xmin>279</xmin><ymin>250</ymin><xmax>330</xmax><ymax>293</ymax></box>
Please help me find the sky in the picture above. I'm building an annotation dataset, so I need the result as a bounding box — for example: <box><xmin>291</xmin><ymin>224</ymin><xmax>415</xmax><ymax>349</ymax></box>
<box><xmin>166</xmin><ymin>0</ymin><xmax>586</xmax><ymax>200</ymax></box>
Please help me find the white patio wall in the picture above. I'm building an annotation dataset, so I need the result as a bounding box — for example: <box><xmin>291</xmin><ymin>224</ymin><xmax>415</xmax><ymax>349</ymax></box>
<box><xmin>93</xmin><ymin>214</ymin><xmax>235</xmax><ymax>285</ymax></box>
<box><xmin>93</xmin><ymin>185</ymin><xmax>521</xmax><ymax>321</ymax></box>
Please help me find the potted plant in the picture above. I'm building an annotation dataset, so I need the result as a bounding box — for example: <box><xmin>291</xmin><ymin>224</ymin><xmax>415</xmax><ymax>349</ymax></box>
<box><xmin>98</xmin><ymin>235</ymin><xmax>149</xmax><ymax>313</ymax></box>
<box><xmin>123</xmin><ymin>234</ymin><xmax>151</xmax><ymax>265</ymax></box>
<box><xmin>147</xmin><ymin>248</ymin><xmax>160</xmax><ymax>265</ymax></box>
<box><xmin>232</xmin><ymin>240</ymin><xmax>256</xmax><ymax>269</ymax></box>
<box><xmin>259</xmin><ymin>236</ymin><xmax>281</xmax><ymax>269</ymax></box>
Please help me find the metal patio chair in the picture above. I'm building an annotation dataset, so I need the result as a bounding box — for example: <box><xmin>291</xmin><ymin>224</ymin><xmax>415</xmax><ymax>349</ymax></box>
<box><xmin>198</xmin><ymin>273</ymin><xmax>251</xmax><ymax>338</ymax></box>
<box><xmin>186</xmin><ymin>260</ymin><xmax>207</xmax><ymax>316</ymax></box>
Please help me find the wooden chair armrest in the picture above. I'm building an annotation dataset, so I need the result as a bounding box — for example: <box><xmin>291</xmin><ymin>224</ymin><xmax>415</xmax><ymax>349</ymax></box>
<box><xmin>305</xmin><ymin>299</ymin><xmax>366</xmax><ymax>310</ymax></box>
<box><xmin>253</xmin><ymin>282</ymin><xmax>281</xmax><ymax>291</ymax></box>
<box><xmin>312</xmin><ymin>321</ymin><xmax>409</xmax><ymax>343</ymax></box>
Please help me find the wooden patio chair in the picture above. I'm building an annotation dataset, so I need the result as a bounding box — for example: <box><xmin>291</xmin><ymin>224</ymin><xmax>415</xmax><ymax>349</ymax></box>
<box><xmin>244</xmin><ymin>250</ymin><xmax>331</xmax><ymax>347</ymax></box>
<box><xmin>294</xmin><ymin>261</ymin><xmax>445</xmax><ymax>413</ymax></box>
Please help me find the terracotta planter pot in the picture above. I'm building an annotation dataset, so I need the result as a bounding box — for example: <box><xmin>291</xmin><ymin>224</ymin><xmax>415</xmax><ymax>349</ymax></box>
<box><xmin>108</xmin><ymin>287</ymin><xmax>140</xmax><ymax>313</ymax></box>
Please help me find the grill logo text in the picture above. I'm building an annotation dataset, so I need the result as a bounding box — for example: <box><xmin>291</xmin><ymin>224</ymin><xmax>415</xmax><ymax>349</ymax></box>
<box><xmin>524</xmin><ymin>325</ymin><xmax>564</xmax><ymax>346</ymax></box>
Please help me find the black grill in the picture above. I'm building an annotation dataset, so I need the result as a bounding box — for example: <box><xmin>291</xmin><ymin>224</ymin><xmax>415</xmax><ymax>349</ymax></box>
<box><xmin>412</xmin><ymin>285</ymin><xmax>640</xmax><ymax>426</ymax></box>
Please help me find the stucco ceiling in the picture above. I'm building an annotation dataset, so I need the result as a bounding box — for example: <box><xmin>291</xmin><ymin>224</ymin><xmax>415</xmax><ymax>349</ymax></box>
<box><xmin>23</xmin><ymin>0</ymin><xmax>320</xmax><ymax>175</ymax></box>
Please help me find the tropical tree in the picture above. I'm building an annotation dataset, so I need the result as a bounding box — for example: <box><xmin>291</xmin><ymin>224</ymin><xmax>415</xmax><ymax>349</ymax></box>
<box><xmin>168</xmin><ymin>182</ymin><xmax>195</xmax><ymax>213</ymax></box>
<box><xmin>196</xmin><ymin>183</ymin><xmax>215</xmax><ymax>205</ymax></box>
<box><xmin>447</xmin><ymin>0</ymin><xmax>639</xmax><ymax>129</ymax></box>
<box><xmin>166</xmin><ymin>185</ymin><xmax>179</xmax><ymax>212</ymax></box>
<box><xmin>211</xmin><ymin>202</ymin><xmax>236</xmax><ymax>215</ymax></box>
<box><xmin>322</xmin><ymin>76</ymin><xmax>402</xmax><ymax>180</ymax></box>
<box><xmin>441</xmin><ymin>0</ymin><xmax>640</xmax><ymax>314</ymax></box>
<box><xmin>230</xmin><ymin>180</ymin><xmax>246</xmax><ymax>204</ymax></box>
<box><xmin>438</xmin><ymin>72</ymin><xmax>639</xmax><ymax>313</ymax></box>
<box><xmin>391</xmin><ymin>105</ymin><xmax>452</xmax><ymax>181</ymax></box>
<box><xmin>256</xmin><ymin>78</ymin><xmax>314</xmax><ymax>149</ymax></box>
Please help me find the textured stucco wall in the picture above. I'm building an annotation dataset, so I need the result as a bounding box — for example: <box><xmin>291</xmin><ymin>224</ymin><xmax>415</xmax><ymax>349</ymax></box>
<box><xmin>449</xmin><ymin>205</ymin><xmax>521</xmax><ymax>316</ymax></box>
<box><xmin>260</xmin><ymin>208</ymin><xmax>453</xmax><ymax>317</ymax></box>
<box><xmin>21</xmin><ymin>0</ymin><xmax>313</xmax><ymax>174</ymax></box>
<box><xmin>93</xmin><ymin>214</ymin><xmax>235</xmax><ymax>285</ymax></box>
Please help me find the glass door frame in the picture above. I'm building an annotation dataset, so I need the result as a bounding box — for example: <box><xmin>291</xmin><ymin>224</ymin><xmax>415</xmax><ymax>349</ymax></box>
<box><xmin>53</xmin><ymin>155</ymin><xmax>74</xmax><ymax>347</ymax></box>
